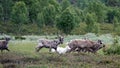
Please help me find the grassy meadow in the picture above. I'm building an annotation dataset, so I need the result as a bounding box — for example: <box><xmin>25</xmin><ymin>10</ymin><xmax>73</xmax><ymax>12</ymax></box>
<box><xmin>0</xmin><ymin>34</ymin><xmax>120</xmax><ymax>68</ymax></box>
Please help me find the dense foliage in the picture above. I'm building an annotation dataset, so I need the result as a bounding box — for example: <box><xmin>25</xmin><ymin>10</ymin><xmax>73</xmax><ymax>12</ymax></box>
<box><xmin>0</xmin><ymin>0</ymin><xmax>120</xmax><ymax>35</ymax></box>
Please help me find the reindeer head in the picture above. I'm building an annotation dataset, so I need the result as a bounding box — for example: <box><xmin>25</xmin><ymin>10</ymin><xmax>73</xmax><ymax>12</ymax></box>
<box><xmin>5</xmin><ymin>37</ymin><xmax>11</xmax><ymax>41</ymax></box>
<box><xmin>91</xmin><ymin>40</ymin><xmax>106</xmax><ymax>52</ymax></box>
<box><xmin>2</xmin><ymin>33</ymin><xmax>11</xmax><ymax>41</ymax></box>
<box><xmin>58</xmin><ymin>36</ymin><xmax>64</xmax><ymax>44</ymax></box>
<box><xmin>97</xmin><ymin>40</ymin><xmax>105</xmax><ymax>49</ymax></box>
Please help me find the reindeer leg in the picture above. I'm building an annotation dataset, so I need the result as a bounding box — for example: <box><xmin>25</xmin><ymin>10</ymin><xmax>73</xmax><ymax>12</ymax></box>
<box><xmin>49</xmin><ymin>46</ymin><xmax>52</xmax><ymax>52</ymax></box>
<box><xmin>1</xmin><ymin>50</ymin><xmax>3</xmax><ymax>52</ymax></box>
<box><xmin>66</xmin><ymin>47</ymin><xmax>72</xmax><ymax>53</ymax></box>
<box><xmin>88</xmin><ymin>48</ymin><xmax>94</xmax><ymax>53</ymax></box>
<box><xmin>77</xmin><ymin>47</ymin><xmax>81</xmax><ymax>53</ymax></box>
<box><xmin>54</xmin><ymin>47</ymin><xmax>58</xmax><ymax>53</ymax></box>
<box><xmin>68</xmin><ymin>47</ymin><xmax>76</xmax><ymax>53</ymax></box>
<box><xmin>82</xmin><ymin>48</ymin><xmax>86</xmax><ymax>53</ymax></box>
<box><xmin>36</xmin><ymin>43</ymin><xmax>44</xmax><ymax>52</ymax></box>
<box><xmin>85</xmin><ymin>48</ymin><xmax>91</xmax><ymax>53</ymax></box>
<box><xmin>6</xmin><ymin>48</ymin><xmax>10</xmax><ymax>51</ymax></box>
<box><xmin>93</xmin><ymin>47</ymin><xmax>101</xmax><ymax>54</ymax></box>
<box><xmin>36</xmin><ymin>46</ymin><xmax>43</xmax><ymax>52</ymax></box>
<box><xmin>83</xmin><ymin>49</ymin><xmax>86</xmax><ymax>53</ymax></box>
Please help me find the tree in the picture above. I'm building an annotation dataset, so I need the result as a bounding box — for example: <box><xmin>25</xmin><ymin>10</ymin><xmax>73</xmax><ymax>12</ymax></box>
<box><xmin>49</xmin><ymin>0</ymin><xmax>61</xmax><ymax>13</ymax></box>
<box><xmin>86</xmin><ymin>1</ymin><xmax>106</xmax><ymax>23</ymax></box>
<box><xmin>56</xmin><ymin>7</ymin><xmax>76</xmax><ymax>34</ymax></box>
<box><xmin>104</xmin><ymin>0</ymin><xmax>120</xmax><ymax>7</ymax></box>
<box><xmin>27</xmin><ymin>0</ymin><xmax>41</xmax><ymax>23</ymax></box>
<box><xmin>0</xmin><ymin>0</ymin><xmax>13</xmax><ymax>23</ymax></box>
<box><xmin>0</xmin><ymin>5</ymin><xmax>3</xmax><ymax>21</ymax></box>
<box><xmin>76</xmin><ymin>0</ymin><xmax>89</xmax><ymax>9</ymax></box>
<box><xmin>85</xmin><ymin>13</ymin><xmax>100</xmax><ymax>34</ymax></box>
<box><xmin>113</xmin><ymin>17</ymin><xmax>120</xmax><ymax>32</ymax></box>
<box><xmin>61</xmin><ymin>0</ymin><xmax>71</xmax><ymax>11</ymax></box>
<box><xmin>107</xmin><ymin>8</ymin><xmax>120</xmax><ymax>23</ymax></box>
<box><xmin>37</xmin><ymin>0</ymin><xmax>61</xmax><ymax>27</ymax></box>
<box><xmin>37</xmin><ymin>4</ymin><xmax>56</xmax><ymax>27</ymax></box>
<box><xmin>11</xmin><ymin>1</ymin><xmax>29</xmax><ymax>34</ymax></box>
<box><xmin>74</xmin><ymin>7</ymin><xmax>84</xmax><ymax>24</ymax></box>
<box><xmin>37</xmin><ymin>12</ymin><xmax>44</xmax><ymax>28</ymax></box>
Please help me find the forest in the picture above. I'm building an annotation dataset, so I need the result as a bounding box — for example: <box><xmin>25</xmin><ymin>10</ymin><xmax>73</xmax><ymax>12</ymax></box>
<box><xmin>0</xmin><ymin>0</ymin><xmax>120</xmax><ymax>35</ymax></box>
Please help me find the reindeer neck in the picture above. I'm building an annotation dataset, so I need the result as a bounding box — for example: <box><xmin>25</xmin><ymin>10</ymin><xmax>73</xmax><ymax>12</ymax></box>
<box><xmin>55</xmin><ymin>40</ymin><xmax>61</xmax><ymax>46</ymax></box>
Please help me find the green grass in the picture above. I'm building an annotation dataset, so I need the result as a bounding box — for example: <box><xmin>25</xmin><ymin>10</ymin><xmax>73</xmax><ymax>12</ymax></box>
<box><xmin>0</xmin><ymin>41</ymin><xmax>119</xmax><ymax>68</ymax></box>
<box><xmin>0</xmin><ymin>34</ymin><xmax>120</xmax><ymax>68</ymax></box>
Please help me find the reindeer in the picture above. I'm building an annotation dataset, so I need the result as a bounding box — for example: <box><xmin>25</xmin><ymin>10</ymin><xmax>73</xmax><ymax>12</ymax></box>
<box><xmin>35</xmin><ymin>36</ymin><xmax>64</xmax><ymax>52</ymax></box>
<box><xmin>0</xmin><ymin>37</ymin><xmax>10</xmax><ymax>52</ymax></box>
<box><xmin>87</xmin><ymin>40</ymin><xmax>105</xmax><ymax>53</ymax></box>
<box><xmin>67</xmin><ymin>39</ymin><xmax>105</xmax><ymax>53</ymax></box>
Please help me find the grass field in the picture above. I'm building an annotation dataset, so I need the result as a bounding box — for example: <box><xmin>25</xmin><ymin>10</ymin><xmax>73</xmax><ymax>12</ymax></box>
<box><xmin>0</xmin><ymin>34</ymin><xmax>120</xmax><ymax>68</ymax></box>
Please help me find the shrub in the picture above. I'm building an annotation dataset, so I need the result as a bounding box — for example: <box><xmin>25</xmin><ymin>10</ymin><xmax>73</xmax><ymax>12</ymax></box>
<box><xmin>104</xmin><ymin>36</ymin><xmax>120</xmax><ymax>55</ymax></box>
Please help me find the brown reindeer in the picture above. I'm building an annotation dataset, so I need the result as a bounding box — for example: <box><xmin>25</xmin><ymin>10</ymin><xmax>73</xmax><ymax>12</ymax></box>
<box><xmin>0</xmin><ymin>37</ymin><xmax>10</xmax><ymax>52</ymax></box>
<box><xmin>35</xmin><ymin>36</ymin><xmax>64</xmax><ymax>52</ymax></box>
<box><xmin>67</xmin><ymin>39</ymin><xmax>105</xmax><ymax>53</ymax></box>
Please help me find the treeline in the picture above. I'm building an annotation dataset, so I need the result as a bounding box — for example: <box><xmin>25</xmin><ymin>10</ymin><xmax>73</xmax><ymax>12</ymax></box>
<box><xmin>0</xmin><ymin>0</ymin><xmax>120</xmax><ymax>35</ymax></box>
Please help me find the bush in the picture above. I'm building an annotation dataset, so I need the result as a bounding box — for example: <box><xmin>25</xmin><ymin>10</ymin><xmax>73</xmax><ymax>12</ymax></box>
<box><xmin>104</xmin><ymin>36</ymin><xmax>120</xmax><ymax>55</ymax></box>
